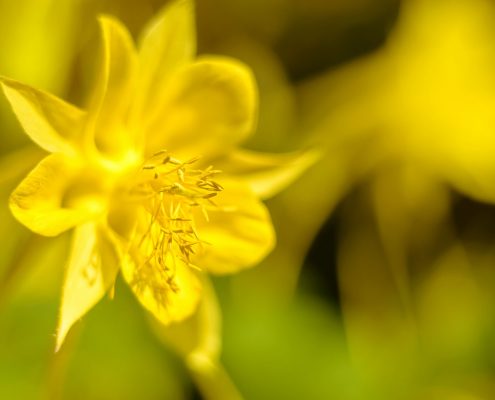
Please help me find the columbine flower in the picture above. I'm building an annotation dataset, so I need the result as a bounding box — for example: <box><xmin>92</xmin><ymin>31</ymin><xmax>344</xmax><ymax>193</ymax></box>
<box><xmin>1</xmin><ymin>0</ymin><xmax>309</xmax><ymax>350</ymax></box>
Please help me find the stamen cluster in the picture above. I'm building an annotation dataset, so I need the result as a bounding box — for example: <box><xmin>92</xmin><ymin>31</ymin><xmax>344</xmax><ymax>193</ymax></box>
<box><xmin>129</xmin><ymin>151</ymin><xmax>223</xmax><ymax>302</ymax></box>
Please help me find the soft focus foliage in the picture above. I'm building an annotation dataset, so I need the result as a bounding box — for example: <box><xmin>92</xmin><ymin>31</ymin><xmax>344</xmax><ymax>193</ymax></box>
<box><xmin>2</xmin><ymin>0</ymin><xmax>495</xmax><ymax>399</ymax></box>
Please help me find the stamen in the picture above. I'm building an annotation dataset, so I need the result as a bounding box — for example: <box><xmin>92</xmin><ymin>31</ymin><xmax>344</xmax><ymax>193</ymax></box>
<box><xmin>128</xmin><ymin>151</ymin><xmax>222</xmax><ymax>301</ymax></box>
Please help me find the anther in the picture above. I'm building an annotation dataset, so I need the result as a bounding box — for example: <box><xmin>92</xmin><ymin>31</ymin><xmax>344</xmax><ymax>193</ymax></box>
<box><xmin>132</xmin><ymin>151</ymin><xmax>223</xmax><ymax>290</ymax></box>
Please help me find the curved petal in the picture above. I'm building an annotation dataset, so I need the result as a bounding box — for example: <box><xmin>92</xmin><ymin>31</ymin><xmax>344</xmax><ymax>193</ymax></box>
<box><xmin>121</xmin><ymin>236</ymin><xmax>202</xmax><ymax>325</ymax></box>
<box><xmin>150</xmin><ymin>276</ymin><xmax>221</xmax><ymax>360</ymax></box>
<box><xmin>0</xmin><ymin>146</ymin><xmax>44</xmax><ymax>188</ymax></box>
<box><xmin>192</xmin><ymin>178</ymin><xmax>275</xmax><ymax>274</ymax></box>
<box><xmin>145</xmin><ymin>56</ymin><xmax>258</xmax><ymax>159</ymax></box>
<box><xmin>0</xmin><ymin>77</ymin><xmax>85</xmax><ymax>155</ymax></box>
<box><xmin>135</xmin><ymin>0</ymin><xmax>196</xmax><ymax>120</ymax></box>
<box><xmin>86</xmin><ymin>16</ymin><xmax>138</xmax><ymax>158</ymax></box>
<box><xmin>215</xmin><ymin>148</ymin><xmax>319</xmax><ymax>199</ymax></box>
<box><xmin>150</xmin><ymin>278</ymin><xmax>242</xmax><ymax>400</ymax></box>
<box><xmin>55</xmin><ymin>223</ymin><xmax>120</xmax><ymax>351</ymax></box>
<box><xmin>9</xmin><ymin>154</ymin><xmax>99</xmax><ymax>236</ymax></box>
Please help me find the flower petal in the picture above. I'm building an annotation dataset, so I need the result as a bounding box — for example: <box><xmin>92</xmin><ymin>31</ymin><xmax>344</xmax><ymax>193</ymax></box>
<box><xmin>0</xmin><ymin>77</ymin><xmax>85</xmax><ymax>154</ymax></box>
<box><xmin>149</xmin><ymin>278</ymin><xmax>243</xmax><ymax>400</ymax></box>
<box><xmin>87</xmin><ymin>16</ymin><xmax>138</xmax><ymax>157</ymax></box>
<box><xmin>215</xmin><ymin>148</ymin><xmax>319</xmax><ymax>199</ymax></box>
<box><xmin>193</xmin><ymin>178</ymin><xmax>275</xmax><ymax>274</ymax></box>
<box><xmin>145</xmin><ymin>56</ymin><xmax>257</xmax><ymax>159</ymax></box>
<box><xmin>9</xmin><ymin>154</ymin><xmax>97</xmax><ymax>236</ymax></box>
<box><xmin>121</xmin><ymin>242</ymin><xmax>202</xmax><ymax>325</ymax></box>
<box><xmin>55</xmin><ymin>223</ymin><xmax>120</xmax><ymax>351</ymax></box>
<box><xmin>0</xmin><ymin>146</ymin><xmax>44</xmax><ymax>188</ymax></box>
<box><xmin>150</xmin><ymin>276</ymin><xmax>221</xmax><ymax>361</ymax></box>
<box><xmin>136</xmin><ymin>0</ymin><xmax>196</xmax><ymax>120</ymax></box>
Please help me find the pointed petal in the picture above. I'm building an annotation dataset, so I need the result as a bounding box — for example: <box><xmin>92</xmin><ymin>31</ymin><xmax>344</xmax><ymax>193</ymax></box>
<box><xmin>216</xmin><ymin>148</ymin><xmax>319</xmax><ymax>199</ymax></box>
<box><xmin>87</xmin><ymin>16</ymin><xmax>138</xmax><ymax>157</ymax></box>
<box><xmin>193</xmin><ymin>178</ymin><xmax>275</xmax><ymax>274</ymax></box>
<box><xmin>121</xmin><ymin>241</ymin><xmax>202</xmax><ymax>325</ymax></box>
<box><xmin>136</xmin><ymin>0</ymin><xmax>196</xmax><ymax>119</ymax></box>
<box><xmin>0</xmin><ymin>77</ymin><xmax>85</xmax><ymax>154</ymax></box>
<box><xmin>9</xmin><ymin>154</ymin><xmax>98</xmax><ymax>236</ymax></box>
<box><xmin>145</xmin><ymin>56</ymin><xmax>257</xmax><ymax>159</ymax></box>
<box><xmin>56</xmin><ymin>223</ymin><xmax>120</xmax><ymax>351</ymax></box>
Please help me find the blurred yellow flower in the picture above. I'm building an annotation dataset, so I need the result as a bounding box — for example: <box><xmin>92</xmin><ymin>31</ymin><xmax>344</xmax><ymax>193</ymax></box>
<box><xmin>1</xmin><ymin>0</ymin><xmax>284</xmax><ymax>351</ymax></box>
<box><xmin>296</xmin><ymin>1</ymin><xmax>495</xmax><ymax>396</ymax></box>
<box><xmin>301</xmin><ymin>0</ymin><xmax>495</xmax><ymax>202</ymax></box>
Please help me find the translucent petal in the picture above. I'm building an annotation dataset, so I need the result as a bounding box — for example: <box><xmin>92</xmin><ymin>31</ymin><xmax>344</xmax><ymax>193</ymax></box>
<box><xmin>215</xmin><ymin>148</ymin><xmax>319</xmax><ymax>199</ymax></box>
<box><xmin>9</xmin><ymin>154</ymin><xmax>97</xmax><ymax>236</ymax></box>
<box><xmin>55</xmin><ymin>223</ymin><xmax>119</xmax><ymax>351</ymax></box>
<box><xmin>0</xmin><ymin>77</ymin><xmax>85</xmax><ymax>154</ymax></box>
<box><xmin>145</xmin><ymin>56</ymin><xmax>257</xmax><ymax>159</ymax></box>
<box><xmin>87</xmin><ymin>16</ymin><xmax>138</xmax><ymax>157</ymax></box>
<box><xmin>193</xmin><ymin>178</ymin><xmax>275</xmax><ymax>274</ymax></box>
<box><xmin>136</xmin><ymin>0</ymin><xmax>196</xmax><ymax>120</ymax></box>
<box><xmin>121</xmin><ymin>244</ymin><xmax>202</xmax><ymax>325</ymax></box>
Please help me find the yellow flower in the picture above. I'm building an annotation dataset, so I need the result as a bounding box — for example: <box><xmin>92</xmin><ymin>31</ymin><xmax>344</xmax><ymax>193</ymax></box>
<box><xmin>1</xmin><ymin>0</ymin><xmax>309</xmax><ymax>350</ymax></box>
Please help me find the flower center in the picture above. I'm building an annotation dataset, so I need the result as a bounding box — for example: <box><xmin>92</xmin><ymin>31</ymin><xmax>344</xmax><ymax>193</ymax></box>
<box><xmin>127</xmin><ymin>151</ymin><xmax>222</xmax><ymax>293</ymax></box>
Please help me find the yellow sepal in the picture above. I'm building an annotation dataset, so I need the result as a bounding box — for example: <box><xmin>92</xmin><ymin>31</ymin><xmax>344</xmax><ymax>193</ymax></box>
<box><xmin>56</xmin><ymin>223</ymin><xmax>120</xmax><ymax>351</ymax></box>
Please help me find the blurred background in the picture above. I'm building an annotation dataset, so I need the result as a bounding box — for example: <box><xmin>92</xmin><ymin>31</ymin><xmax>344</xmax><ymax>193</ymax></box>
<box><xmin>2</xmin><ymin>0</ymin><xmax>495</xmax><ymax>398</ymax></box>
